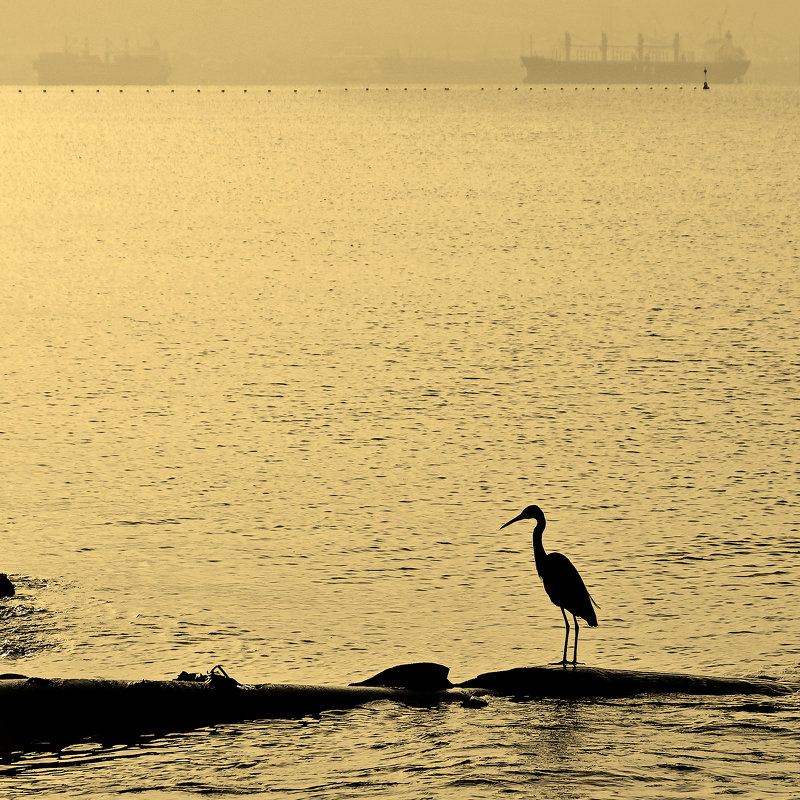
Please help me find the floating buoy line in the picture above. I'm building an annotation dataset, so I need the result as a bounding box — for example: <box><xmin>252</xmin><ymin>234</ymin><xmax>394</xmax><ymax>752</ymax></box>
<box><xmin>16</xmin><ymin>84</ymin><xmax>708</xmax><ymax>95</ymax></box>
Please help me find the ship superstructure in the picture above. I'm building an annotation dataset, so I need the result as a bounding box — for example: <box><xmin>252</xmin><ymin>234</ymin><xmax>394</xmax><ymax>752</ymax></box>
<box><xmin>34</xmin><ymin>40</ymin><xmax>170</xmax><ymax>85</ymax></box>
<box><xmin>521</xmin><ymin>31</ymin><xmax>749</xmax><ymax>84</ymax></box>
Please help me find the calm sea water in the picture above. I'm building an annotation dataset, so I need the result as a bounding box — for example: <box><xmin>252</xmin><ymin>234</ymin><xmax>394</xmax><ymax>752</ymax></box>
<box><xmin>1</xmin><ymin>84</ymin><xmax>799</xmax><ymax>798</ymax></box>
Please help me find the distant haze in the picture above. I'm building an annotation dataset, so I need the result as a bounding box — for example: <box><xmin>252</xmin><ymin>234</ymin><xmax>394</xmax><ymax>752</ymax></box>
<box><xmin>3</xmin><ymin>0</ymin><xmax>799</xmax><ymax>82</ymax></box>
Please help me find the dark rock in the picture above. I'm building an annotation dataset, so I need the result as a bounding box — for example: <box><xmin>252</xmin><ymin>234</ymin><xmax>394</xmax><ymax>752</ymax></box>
<box><xmin>458</xmin><ymin>665</ymin><xmax>797</xmax><ymax>698</ymax></box>
<box><xmin>0</xmin><ymin>574</ymin><xmax>14</xmax><ymax>597</ymax></box>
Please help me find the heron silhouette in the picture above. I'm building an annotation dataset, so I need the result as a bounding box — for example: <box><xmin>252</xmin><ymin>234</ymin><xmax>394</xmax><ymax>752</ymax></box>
<box><xmin>500</xmin><ymin>505</ymin><xmax>598</xmax><ymax>666</ymax></box>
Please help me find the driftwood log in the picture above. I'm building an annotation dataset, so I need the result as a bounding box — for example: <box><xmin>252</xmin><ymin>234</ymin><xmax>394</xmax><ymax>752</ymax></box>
<box><xmin>0</xmin><ymin>672</ymin><xmax>476</xmax><ymax>756</ymax></box>
<box><xmin>1</xmin><ymin>662</ymin><xmax>795</xmax><ymax>756</ymax></box>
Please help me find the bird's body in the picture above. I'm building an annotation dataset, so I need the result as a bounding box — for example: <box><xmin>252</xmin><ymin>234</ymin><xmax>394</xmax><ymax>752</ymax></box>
<box><xmin>501</xmin><ymin>504</ymin><xmax>597</xmax><ymax>665</ymax></box>
<box><xmin>534</xmin><ymin>550</ymin><xmax>597</xmax><ymax>628</ymax></box>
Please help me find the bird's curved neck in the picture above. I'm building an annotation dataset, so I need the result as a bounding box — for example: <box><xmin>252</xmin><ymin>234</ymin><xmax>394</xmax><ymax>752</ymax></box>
<box><xmin>531</xmin><ymin>512</ymin><xmax>547</xmax><ymax>576</ymax></box>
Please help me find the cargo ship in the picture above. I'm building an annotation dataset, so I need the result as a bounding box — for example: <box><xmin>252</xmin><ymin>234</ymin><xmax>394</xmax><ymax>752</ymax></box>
<box><xmin>33</xmin><ymin>41</ymin><xmax>170</xmax><ymax>85</ymax></box>
<box><xmin>522</xmin><ymin>31</ymin><xmax>749</xmax><ymax>84</ymax></box>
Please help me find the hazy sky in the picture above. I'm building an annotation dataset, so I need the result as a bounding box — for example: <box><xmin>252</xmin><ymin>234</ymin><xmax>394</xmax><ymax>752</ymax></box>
<box><xmin>3</xmin><ymin>0</ymin><xmax>799</xmax><ymax>59</ymax></box>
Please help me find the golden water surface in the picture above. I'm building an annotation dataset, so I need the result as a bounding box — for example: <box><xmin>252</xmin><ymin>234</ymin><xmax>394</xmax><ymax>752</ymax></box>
<box><xmin>1</xmin><ymin>85</ymin><xmax>798</xmax><ymax>798</ymax></box>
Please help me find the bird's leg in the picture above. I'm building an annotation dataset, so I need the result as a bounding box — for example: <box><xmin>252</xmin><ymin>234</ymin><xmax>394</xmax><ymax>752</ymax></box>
<box><xmin>572</xmin><ymin>615</ymin><xmax>580</xmax><ymax>666</ymax></box>
<box><xmin>561</xmin><ymin>607</ymin><xmax>570</xmax><ymax>667</ymax></box>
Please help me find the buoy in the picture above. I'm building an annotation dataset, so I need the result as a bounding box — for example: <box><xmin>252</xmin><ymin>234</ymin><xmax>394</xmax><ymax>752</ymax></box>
<box><xmin>703</xmin><ymin>67</ymin><xmax>710</xmax><ymax>90</ymax></box>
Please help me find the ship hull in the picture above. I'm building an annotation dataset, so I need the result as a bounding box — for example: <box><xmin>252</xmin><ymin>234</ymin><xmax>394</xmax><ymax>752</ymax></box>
<box><xmin>521</xmin><ymin>55</ymin><xmax>749</xmax><ymax>84</ymax></box>
<box><xmin>34</xmin><ymin>52</ymin><xmax>170</xmax><ymax>85</ymax></box>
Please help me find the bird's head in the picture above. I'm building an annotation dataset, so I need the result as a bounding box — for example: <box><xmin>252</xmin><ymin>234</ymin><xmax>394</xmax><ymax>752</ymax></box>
<box><xmin>500</xmin><ymin>504</ymin><xmax>545</xmax><ymax>529</ymax></box>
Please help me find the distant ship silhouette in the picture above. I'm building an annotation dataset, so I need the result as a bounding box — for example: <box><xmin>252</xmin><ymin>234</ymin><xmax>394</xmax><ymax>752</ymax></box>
<box><xmin>34</xmin><ymin>40</ymin><xmax>170</xmax><ymax>85</ymax></box>
<box><xmin>521</xmin><ymin>31</ymin><xmax>748</xmax><ymax>84</ymax></box>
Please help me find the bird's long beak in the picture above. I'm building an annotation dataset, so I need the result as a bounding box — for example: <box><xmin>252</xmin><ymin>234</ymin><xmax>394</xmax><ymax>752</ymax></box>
<box><xmin>500</xmin><ymin>513</ymin><xmax>524</xmax><ymax>530</ymax></box>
